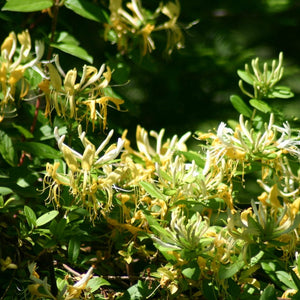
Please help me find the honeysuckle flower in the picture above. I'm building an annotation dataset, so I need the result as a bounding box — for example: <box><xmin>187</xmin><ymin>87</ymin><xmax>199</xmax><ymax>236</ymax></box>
<box><xmin>54</xmin><ymin>125</ymin><xmax>125</xmax><ymax>173</ymax></box>
<box><xmin>151</xmin><ymin>208</ymin><xmax>212</xmax><ymax>252</ymax></box>
<box><xmin>0</xmin><ymin>30</ymin><xmax>44</xmax><ymax>120</ymax></box>
<box><xmin>273</xmin><ymin>121</ymin><xmax>300</xmax><ymax>158</ymax></box>
<box><xmin>155</xmin><ymin>0</ymin><xmax>184</xmax><ymax>54</ymax></box>
<box><xmin>134</xmin><ymin>125</ymin><xmax>191</xmax><ymax>165</ymax></box>
<box><xmin>257</xmin><ymin>180</ymin><xmax>299</xmax><ymax>201</ymax></box>
<box><xmin>44</xmin><ymin>126</ymin><xmax>125</xmax><ymax>218</ymax></box>
<box><xmin>153</xmin><ymin>264</ymin><xmax>179</xmax><ymax>294</ymax></box>
<box><xmin>43</xmin><ymin>161</ymin><xmax>71</xmax><ymax>206</ymax></box>
<box><xmin>238</xmin><ymin>52</ymin><xmax>287</xmax><ymax>99</ymax></box>
<box><xmin>105</xmin><ymin>0</ymin><xmax>183</xmax><ymax>55</ymax></box>
<box><xmin>65</xmin><ymin>266</ymin><xmax>94</xmax><ymax>299</ymax></box>
<box><xmin>105</xmin><ymin>0</ymin><xmax>155</xmax><ymax>55</ymax></box>
<box><xmin>198</xmin><ymin>113</ymin><xmax>300</xmax><ymax>191</ymax></box>
<box><xmin>45</xmin><ymin>62</ymin><xmax>124</xmax><ymax>130</ymax></box>
<box><xmin>0</xmin><ymin>256</ymin><xmax>17</xmax><ymax>271</ymax></box>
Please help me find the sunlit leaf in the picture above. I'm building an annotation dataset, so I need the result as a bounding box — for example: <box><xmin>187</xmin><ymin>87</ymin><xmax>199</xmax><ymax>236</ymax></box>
<box><xmin>276</xmin><ymin>271</ymin><xmax>297</xmax><ymax>290</ymax></box>
<box><xmin>17</xmin><ymin>142</ymin><xmax>61</xmax><ymax>159</ymax></box>
<box><xmin>64</xmin><ymin>0</ymin><xmax>108</xmax><ymax>23</ymax></box>
<box><xmin>269</xmin><ymin>86</ymin><xmax>294</xmax><ymax>99</ymax></box>
<box><xmin>12</xmin><ymin>123</ymin><xmax>34</xmax><ymax>139</ymax></box>
<box><xmin>140</xmin><ymin>181</ymin><xmax>166</xmax><ymax>200</ymax></box>
<box><xmin>50</xmin><ymin>43</ymin><xmax>93</xmax><ymax>63</ymax></box>
<box><xmin>237</xmin><ymin>70</ymin><xmax>254</xmax><ymax>85</ymax></box>
<box><xmin>176</xmin><ymin>150</ymin><xmax>205</xmax><ymax>168</ymax></box>
<box><xmin>36</xmin><ymin>210</ymin><xmax>59</xmax><ymax>227</ymax></box>
<box><xmin>182</xmin><ymin>260</ymin><xmax>200</xmax><ymax>280</ymax></box>
<box><xmin>230</xmin><ymin>95</ymin><xmax>252</xmax><ymax>118</ymax></box>
<box><xmin>24</xmin><ymin>205</ymin><xmax>37</xmax><ymax>228</ymax></box>
<box><xmin>259</xmin><ymin>285</ymin><xmax>276</xmax><ymax>300</ymax></box>
<box><xmin>2</xmin><ymin>0</ymin><xmax>52</xmax><ymax>12</ymax></box>
<box><xmin>87</xmin><ymin>277</ymin><xmax>110</xmax><ymax>293</ymax></box>
<box><xmin>219</xmin><ymin>257</ymin><xmax>244</xmax><ymax>280</ymax></box>
<box><xmin>249</xmin><ymin>99</ymin><xmax>272</xmax><ymax>113</ymax></box>
<box><xmin>0</xmin><ymin>187</ymin><xmax>13</xmax><ymax>196</ymax></box>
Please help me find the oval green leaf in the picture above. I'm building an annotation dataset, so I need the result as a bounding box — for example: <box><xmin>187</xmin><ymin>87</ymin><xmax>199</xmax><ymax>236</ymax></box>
<box><xmin>24</xmin><ymin>205</ymin><xmax>37</xmax><ymax>228</ymax></box>
<box><xmin>68</xmin><ymin>238</ymin><xmax>80</xmax><ymax>262</ymax></box>
<box><xmin>237</xmin><ymin>70</ymin><xmax>254</xmax><ymax>85</ymax></box>
<box><xmin>2</xmin><ymin>0</ymin><xmax>53</xmax><ymax>12</ymax></box>
<box><xmin>230</xmin><ymin>95</ymin><xmax>252</xmax><ymax>118</ymax></box>
<box><xmin>260</xmin><ymin>285</ymin><xmax>276</xmax><ymax>300</ymax></box>
<box><xmin>86</xmin><ymin>277</ymin><xmax>110</xmax><ymax>293</ymax></box>
<box><xmin>139</xmin><ymin>181</ymin><xmax>166</xmax><ymax>200</ymax></box>
<box><xmin>51</xmin><ymin>43</ymin><xmax>93</xmax><ymax>64</ymax></box>
<box><xmin>64</xmin><ymin>0</ymin><xmax>108</xmax><ymax>23</ymax></box>
<box><xmin>17</xmin><ymin>142</ymin><xmax>61</xmax><ymax>159</ymax></box>
<box><xmin>270</xmin><ymin>86</ymin><xmax>294</xmax><ymax>99</ymax></box>
<box><xmin>249</xmin><ymin>99</ymin><xmax>272</xmax><ymax>113</ymax></box>
<box><xmin>219</xmin><ymin>259</ymin><xmax>245</xmax><ymax>280</ymax></box>
<box><xmin>36</xmin><ymin>210</ymin><xmax>59</xmax><ymax>227</ymax></box>
<box><xmin>0</xmin><ymin>130</ymin><xmax>18</xmax><ymax>166</ymax></box>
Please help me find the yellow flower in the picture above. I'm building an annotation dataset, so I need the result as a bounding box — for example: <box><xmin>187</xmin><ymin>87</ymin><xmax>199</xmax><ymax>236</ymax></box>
<box><xmin>135</xmin><ymin>125</ymin><xmax>191</xmax><ymax>165</ymax></box>
<box><xmin>105</xmin><ymin>0</ymin><xmax>183</xmax><ymax>56</ymax></box>
<box><xmin>0</xmin><ymin>30</ymin><xmax>44</xmax><ymax>120</ymax></box>
<box><xmin>44</xmin><ymin>126</ymin><xmax>125</xmax><ymax>218</ymax></box>
<box><xmin>156</xmin><ymin>0</ymin><xmax>184</xmax><ymax>54</ymax></box>
<box><xmin>46</xmin><ymin>62</ymin><xmax>124</xmax><ymax>130</ymax></box>
<box><xmin>0</xmin><ymin>256</ymin><xmax>17</xmax><ymax>271</ymax></box>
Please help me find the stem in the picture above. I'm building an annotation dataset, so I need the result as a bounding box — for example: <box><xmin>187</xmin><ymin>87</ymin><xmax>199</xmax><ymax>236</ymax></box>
<box><xmin>18</xmin><ymin>97</ymin><xmax>41</xmax><ymax>166</ymax></box>
<box><xmin>46</xmin><ymin>0</ymin><xmax>61</xmax><ymax>60</ymax></box>
<box><xmin>250</xmin><ymin>108</ymin><xmax>257</xmax><ymax>123</ymax></box>
<box><xmin>0</xmin><ymin>269</ymin><xmax>17</xmax><ymax>300</ymax></box>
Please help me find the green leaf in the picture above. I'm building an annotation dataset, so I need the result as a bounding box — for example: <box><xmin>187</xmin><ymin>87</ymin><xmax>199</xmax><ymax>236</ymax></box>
<box><xmin>2</xmin><ymin>0</ymin><xmax>53</xmax><ymax>12</ymax></box>
<box><xmin>24</xmin><ymin>205</ymin><xmax>37</xmax><ymax>228</ymax></box>
<box><xmin>261</xmin><ymin>260</ymin><xmax>287</xmax><ymax>290</ymax></box>
<box><xmin>17</xmin><ymin>142</ymin><xmax>61</xmax><ymax>159</ymax></box>
<box><xmin>0</xmin><ymin>130</ymin><xmax>17</xmax><ymax>166</ymax></box>
<box><xmin>140</xmin><ymin>181</ymin><xmax>166</xmax><ymax>200</ymax></box>
<box><xmin>182</xmin><ymin>260</ymin><xmax>200</xmax><ymax>280</ymax></box>
<box><xmin>68</xmin><ymin>238</ymin><xmax>80</xmax><ymax>262</ymax></box>
<box><xmin>176</xmin><ymin>150</ymin><xmax>205</xmax><ymax>168</ymax></box>
<box><xmin>249</xmin><ymin>99</ymin><xmax>272</xmax><ymax>113</ymax></box>
<box><xmin>259</xmin><ymin>285</ymin><xmax>276</xmax><ymax>300</ymax></box>
<box><xmin>55</xmin><ymin>218</ymin><xmax>67</xmax><ymax>239</ymax></box>
<box><xmin>269</xmin><ymin>86</ymin><xmax>294</xmax><ymax>99</ymax></box>
<box><xmin>86</xmin><ymin>277</ymin><xmax>110</xmax><ymax>293</ymax></box>
<box><xmin>230</xmin><ymin>95</ymin><xmax>252</xmax><ymax>118</ymax></box>
<box><xmin>0</xmin><ymin>187</ymin><xmax>13</xmax><ymax>196</ymax></box>
<box><xmin>249</xmin><ymin>250</ymin><xmax>264</xmax><ymax>266</ymax></box>
<box><xmin>51</xmin><ymin>43</ymin><xmax>93</xmax><ymax>63</ymax></box>
<box><xmin>219</xmin><ymin>258</ymin><xmax>245</xmax><ymax>280</ymax></box>
<box><xmin>276</xmin><ymin>270</ymin><xmax>297</xmax><ymax>290</ymax></box>
<box><xmin>36</xmin><ymin>210</ymin><xmax>59</xmax><ymax>227</ymax></box>
<box><xmin>12</xmin><ymin>123</ymin><xmax>34</xmax><ymax>139</ymax></box>
<box><xmin>118</xmin><ymin>280</ymin><xmax>151</xmax><ymax>300</ymax></box>
<box><xmin>64</xmin><ymin>0</ymin><xmax>108</xmax><ymax>23</ymax></box>
<box><xmin>237</xmin><ymin>70</ymin><xmax>254</xmax><ymax>85</ymax></box>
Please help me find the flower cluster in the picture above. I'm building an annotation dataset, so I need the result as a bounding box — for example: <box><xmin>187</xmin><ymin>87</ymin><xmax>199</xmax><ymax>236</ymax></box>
<box><xmin>104</xmin><ymin>0</ymin><xmax>184</xmax><ymax>55</ymax></box>
<box><xmin>0</xmin><ymin>30</ymin><xmax>44</xmax><ymax>121</ymax></box>
<box><xmin>40</xmin><ymin>60</ymin><xmax>124</xmax><ymax>130</ymax></box>
<box><xmin>44</xmin><ymin>125</ymin><xmax>124</xmax><ymax>220</ymax></box>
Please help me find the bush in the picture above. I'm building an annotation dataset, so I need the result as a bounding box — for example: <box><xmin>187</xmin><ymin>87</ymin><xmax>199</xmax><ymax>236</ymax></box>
<box><xmin>0</xmin><ymin>1</ymin><xmax>300</xmax><ymax>299</ymax></box>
